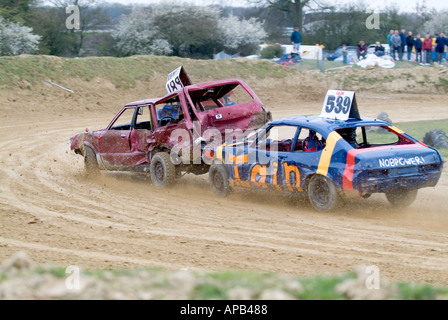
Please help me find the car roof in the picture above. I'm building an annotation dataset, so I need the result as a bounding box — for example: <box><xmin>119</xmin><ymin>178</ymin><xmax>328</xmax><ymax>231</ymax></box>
<box><xmin>269</xmin><ymin>115</ymin><xmax>390</xmax><ymax>136</ymax></box>
<box><xmin>124</xmin><ymin>98</ymin><xmax>159</xmax><ymax>107</ymax></box>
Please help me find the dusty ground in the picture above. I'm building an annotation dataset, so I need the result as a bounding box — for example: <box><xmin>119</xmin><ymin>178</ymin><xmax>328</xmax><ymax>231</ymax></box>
<box><xmin>1</xmin><ymin>72</ymin><xmax>448</xmax><ymax>288</ymax></box>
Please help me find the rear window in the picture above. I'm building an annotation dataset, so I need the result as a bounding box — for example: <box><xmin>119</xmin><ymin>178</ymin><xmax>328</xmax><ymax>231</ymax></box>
<box><xmin>188</xmin><ymin>83</ymin><xmax>253</xmax><ymax>112</ymax></box>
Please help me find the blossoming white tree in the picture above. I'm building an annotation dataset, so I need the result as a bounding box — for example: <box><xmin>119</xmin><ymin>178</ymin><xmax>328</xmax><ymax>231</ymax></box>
<box><xmin>218</xmin><ymin>14</ymin><xmax>267</xmax><ymax>55</ymax></box>
<box><xmin>112</xmin><ymin>3</ymin><xmax>267</xmax><ymax>57</ymax></box>
<box><xmin>112</xmin><ymin>8</ymin><xmax>172</xmax><ymax>56</ymax></box>
<box><xmin>0</xmin><ymin>17</ymin><xmax>41</xmax><ymax>56</ymax></box>
<box><xmin>423</xmin><ymin>10</ymin><xmax>448</xmax><ymax>36</ymax></box>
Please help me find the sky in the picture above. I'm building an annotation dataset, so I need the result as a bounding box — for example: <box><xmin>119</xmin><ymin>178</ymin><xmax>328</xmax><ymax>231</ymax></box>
<box><xmin>100</xmin><ymin>0</ymin><xmax>448</xmax><ymax>13</ymax></box>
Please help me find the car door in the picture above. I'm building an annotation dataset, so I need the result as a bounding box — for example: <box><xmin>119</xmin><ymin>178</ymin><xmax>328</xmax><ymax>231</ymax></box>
<box><xmin>254</xmin><ymin>125</ymin><xmax>302</xmax><ymax>192</ymax></box>
<box><xmin>281</xmin><ymin>127</ymin><xmax>326</xmax><ymax>192</ymax></box>
<box><xmin>232</xmin><ymin>125</ymin><xmax>301</xmax><ymax>191</ymax></box>
<box><xmin>128</xmin><ymin>105</ymin><xmax>153</xmax><ymax>166</ymax></box>
<box><xmin>99</xmin><ymin>107</ymin><xmax>136</xmax><ymax>168</ymax></box>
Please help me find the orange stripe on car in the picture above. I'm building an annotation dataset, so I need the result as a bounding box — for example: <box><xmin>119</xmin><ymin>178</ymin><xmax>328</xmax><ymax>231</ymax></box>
<box><xmin>316</xmin><ymin>131</ymin><xmax>341</xmax><ymax>176</ymax></box>
<box><xmin>388</xmin><ymin>126</ymin><xmax>404</xmax><ymax>134</ymax></box>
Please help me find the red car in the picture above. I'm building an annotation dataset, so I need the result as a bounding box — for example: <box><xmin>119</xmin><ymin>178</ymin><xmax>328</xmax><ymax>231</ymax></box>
<box><xmin>70</xmin><ymin>72</ymin><xmax>271</xmax><ymax>187</ymax></box>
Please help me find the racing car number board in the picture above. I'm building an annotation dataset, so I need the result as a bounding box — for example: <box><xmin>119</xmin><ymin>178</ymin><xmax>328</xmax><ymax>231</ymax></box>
<box><xmin>166</xmin><ymin>66</ymin><xmax>192</xmax><ymax>94</ymax></box>
<box><xmin>320</xmin><ymin>90</ymin><xmax>360</xmax><ymax>120</ymax></box>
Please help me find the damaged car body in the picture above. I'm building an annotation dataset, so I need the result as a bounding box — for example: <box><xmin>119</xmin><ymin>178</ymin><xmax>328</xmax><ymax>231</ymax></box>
<box><xmin>70</xmin><ymin>68</ymin><xmax>272</xmax><ymax>186</ymax></box>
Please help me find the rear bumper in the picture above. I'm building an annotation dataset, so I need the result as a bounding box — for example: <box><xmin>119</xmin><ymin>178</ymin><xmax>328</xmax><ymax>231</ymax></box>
<box><xmin>357</xmin><ymin>170</ymin><xmax>442</xmax><ymax>194</ymax></box>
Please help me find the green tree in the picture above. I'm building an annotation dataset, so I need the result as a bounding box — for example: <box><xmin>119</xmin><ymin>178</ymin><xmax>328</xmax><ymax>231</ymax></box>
<box><xmin>0</xmin><ymin>0</ymin><xmax>35</xmax><ymax>23</ymax></box>
<box><xmin>252</xmin><ymin>0</ymin><xmax>332</xmax><ymax>31</ymax></box>
<box><xmin>303</xmin><ymin>4</ymin><xmax>425</xmax><ymax>50</ymax></box>
<box><xmin>44</xmin><ymin>0</ymin><xmax>109</xmax><ymax>56</ymax></box>
<box><xmin>27</xmin><ymin>6</ymin><xmax>74</xmax><ymax>55</ymax></box>
<box><xmin>152</xmin><ymin>5</ymin><xmax>221</xmax><ymax>58</ymax></box>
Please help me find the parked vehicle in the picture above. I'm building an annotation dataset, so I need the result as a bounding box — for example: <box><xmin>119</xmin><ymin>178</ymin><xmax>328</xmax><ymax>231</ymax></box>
<box><xmin>367</xmin><ymin>43</ymin><xmax>390</xmax><ymax>56</ymax></box>
<box><xmin>324</xmin><ymin>46</ymin><xmax>357</xmax><ymax>61</ymax></box>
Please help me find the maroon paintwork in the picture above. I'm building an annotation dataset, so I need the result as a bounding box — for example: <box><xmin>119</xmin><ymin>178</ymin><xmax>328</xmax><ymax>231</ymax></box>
<box><xmin>70</xmin><ymin>78</ymin><xmax>271</xmax><ymax>173</ymax></box>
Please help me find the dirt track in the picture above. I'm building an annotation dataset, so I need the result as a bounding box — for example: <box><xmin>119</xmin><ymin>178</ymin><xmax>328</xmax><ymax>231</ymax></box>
<box><xmin>1</xmin><ymin>80</ymin><xmax>448</xmax><ymax>286</ymax></box>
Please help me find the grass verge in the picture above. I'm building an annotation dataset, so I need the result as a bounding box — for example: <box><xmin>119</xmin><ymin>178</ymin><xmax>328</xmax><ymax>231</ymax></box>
<box><xmin>1</xmin><ymin>264</ymin><xmax>447</xmax><ymax>300</ymax></box>
<box><xmin>395</xmin><ymin>119</ymin><xmax>448</xmax><ymax>158</ymax></box>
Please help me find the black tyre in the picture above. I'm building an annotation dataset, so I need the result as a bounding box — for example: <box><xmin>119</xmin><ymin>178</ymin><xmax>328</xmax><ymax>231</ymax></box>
<box><xmin>308</xmin><ymin>175</ymin><xmax>340</xmax><ymax>211</ymax></box>
<box><xmin>150</xmin><ymin>152</ymin><xmax>177</xmax><ymax>187</ymax></box>
<box><xmin>209</xmin><ymin>162</ymin><xmax>231</xmax><ymax>197</ymax></box>
<box><xmin>84</xmin><ymin>146</ymin><xmax>99</xmax><ymax>176</ymax></box>
<box><xmin>385</xmin><ymin>188</ymin><xmax>418</xmax><ymax>207</ymax></box>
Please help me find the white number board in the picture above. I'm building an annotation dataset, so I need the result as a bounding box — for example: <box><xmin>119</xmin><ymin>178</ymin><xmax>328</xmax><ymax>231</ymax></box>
<box><xmin>166</xmin><ymin>66</ymin><xmax>184</xmax><ymax>94</ymax></box>
<box><xmin>320</xmin><ymin>90</ymin><xmax>355</xmax><ymax>120</ymax></box>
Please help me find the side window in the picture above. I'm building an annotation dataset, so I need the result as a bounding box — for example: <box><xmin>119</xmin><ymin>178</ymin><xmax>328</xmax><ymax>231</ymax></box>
<box><xmin>336</xmin><ymin>127</ymin><xmax>358</xmax><ymax>148</ymax></box>
<box><xmin>110</xmin><ymin>108</ymin><xmax>135</xmax><ymax>130</ymax></box>
<box><xmin>155</xmin><ymin>95</ymin><xmax>184</xmax><ymax>127</ymax></box>
<box><xmin>353</xmin><ymin>126</ymin><xmax>403</xmax><ymax>148</ymax></box>
<box><xmin>134</xmin><ymin>106</ymin><xmax>152</xmax><ymax>130</ymax></box>
<box><xmin>257</xmin><ymin>125</ymin><xmax>298</xmax><ymax>152</ymax></box>
<box><xmin>295</xmin><ymin>128</ymin><xmax>325</xmax><ymax>152</ymax></box>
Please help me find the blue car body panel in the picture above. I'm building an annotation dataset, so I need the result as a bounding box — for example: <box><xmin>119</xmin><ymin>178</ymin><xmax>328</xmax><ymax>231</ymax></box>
<box><xmin>206</xmin><ymin>115</ymin><xmax>443</xmax><ymax>197</ymax></box>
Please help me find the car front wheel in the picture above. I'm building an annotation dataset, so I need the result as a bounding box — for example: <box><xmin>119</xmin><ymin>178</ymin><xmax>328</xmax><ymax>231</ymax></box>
<box><xmin>308</xmin><ymin>175</ymin><xmax>340</xmax><ymax>211</ymax></box>
<box><xmin>150</xmin><ymin>152</ymin><xmax>177</xmax><ymax>187</ymax></box>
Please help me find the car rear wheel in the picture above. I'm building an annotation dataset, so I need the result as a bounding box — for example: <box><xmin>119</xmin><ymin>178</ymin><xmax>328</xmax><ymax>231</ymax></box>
<box><xmin>209</xmin><ymin>162</ymin><xmax>230</xmax><ymax>197</ymax></box>
<box><xmin>150</xmin><ymin>152</ymin><xmax>177</xmax><ymax>187</ymax></box>
<box><xmin>84</xmin><ymin>146</ymin><xmax>99</xmax><ymax>176</ymax></box>
<box><xmin>308</xmin><ymin>175</ymin><xmax>340</xmax><ymax>211</ymax></box>
<box><xmin>385</xmin><ymin>188</ymin><xmax>418</xmax><ymax>207</ymax></box>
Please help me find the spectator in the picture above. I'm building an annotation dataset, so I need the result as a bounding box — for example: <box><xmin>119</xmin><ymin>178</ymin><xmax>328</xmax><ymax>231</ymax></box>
<box><xmin>387</xmin><ymin>29</ymin><xmax>394</xmax><ymax>50</ymax></box>
<box><xmin>406</xmin><ymin>31</ymin><xmax>415</xmax><ymax>61</ymax></box>
<box><xmin>281</xmin><ymin>54</ymin><xmax>295</xmax><ymax>66</ymax></box>
<box><xmin>342</xmin><ymin>44</ymin><xmax>348</xmax><ymax>64</ymax></box>
<box><xmin>415</xmin><ymin>34</ymin><xmax>423</xmax><ymax>63</ymax></box>
<box><xmin>422</xmin><ymin>33</ymin><xmax>433</xmax><ymax>65</ymax></box>
<box><xmin>435</xmin><ymin>32</ymin><xmax>447</xmax><ymax>66</ymax></box>
<box><xmin>357</xmin><ymin>40</ymin><xmax>367</xmax><ymax>60</ymax></box>
<box><xmin>399</xmin><ymin>28</ymin><xmax>407</xmax><ymax>60</ymax></box>
<box><xmin>391</xmin><ymin>30</ymin><xmax>402</xmax><ymax>61</ymax></box>
<box><xmin>290</xmin><ymin>26</ymin><xmax>302</xmax><ymax>55</ymax></box>
<box><xmin>374</xmin><ymin>42</ymin><xmax>385</xmax><ymax>56</ymax></box>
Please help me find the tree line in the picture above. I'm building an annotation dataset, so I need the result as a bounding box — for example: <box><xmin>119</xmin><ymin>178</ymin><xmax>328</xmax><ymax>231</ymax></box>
<box><xmin>0</xmin><ymin>0</ymin><xmax>446</xmax><ymax>58</ymax></box>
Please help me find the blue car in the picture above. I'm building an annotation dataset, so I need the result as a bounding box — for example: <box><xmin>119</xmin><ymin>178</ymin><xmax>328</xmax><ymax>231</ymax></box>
<box><xmin>204</xmin><ymin>115</ymin><xmax>443</xmax><ymax>211</ymax></box>
<box><xmin>324</xmin><ymin>46</ymin><xmax>357</xmax><ymax>61</ymax></box>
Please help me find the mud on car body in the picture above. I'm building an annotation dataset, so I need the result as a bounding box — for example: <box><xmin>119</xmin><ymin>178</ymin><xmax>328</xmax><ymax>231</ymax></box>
<box><xmin>205</xmin><ymin>92</ymin><xmax>443</xmax><ymax>211</ymax></box>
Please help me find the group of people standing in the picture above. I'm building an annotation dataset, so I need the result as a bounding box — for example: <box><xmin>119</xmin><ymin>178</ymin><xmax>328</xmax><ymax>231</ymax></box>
<box><xmin>289</xmin><ymin>25</ymin><xmax>447</xmax><ymax>67</ymax></box>
<box><xmin>387</xmin><ymin>29</ymin><xmax>447</xmax><ymax>66</ymax></box>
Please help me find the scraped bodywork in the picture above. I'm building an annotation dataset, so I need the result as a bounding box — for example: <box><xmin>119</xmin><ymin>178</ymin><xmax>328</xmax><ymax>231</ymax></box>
<box><xmin>70</xmin><ymin>78</ymin><xmax>271</xmax><ymax>174</ymax></box>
